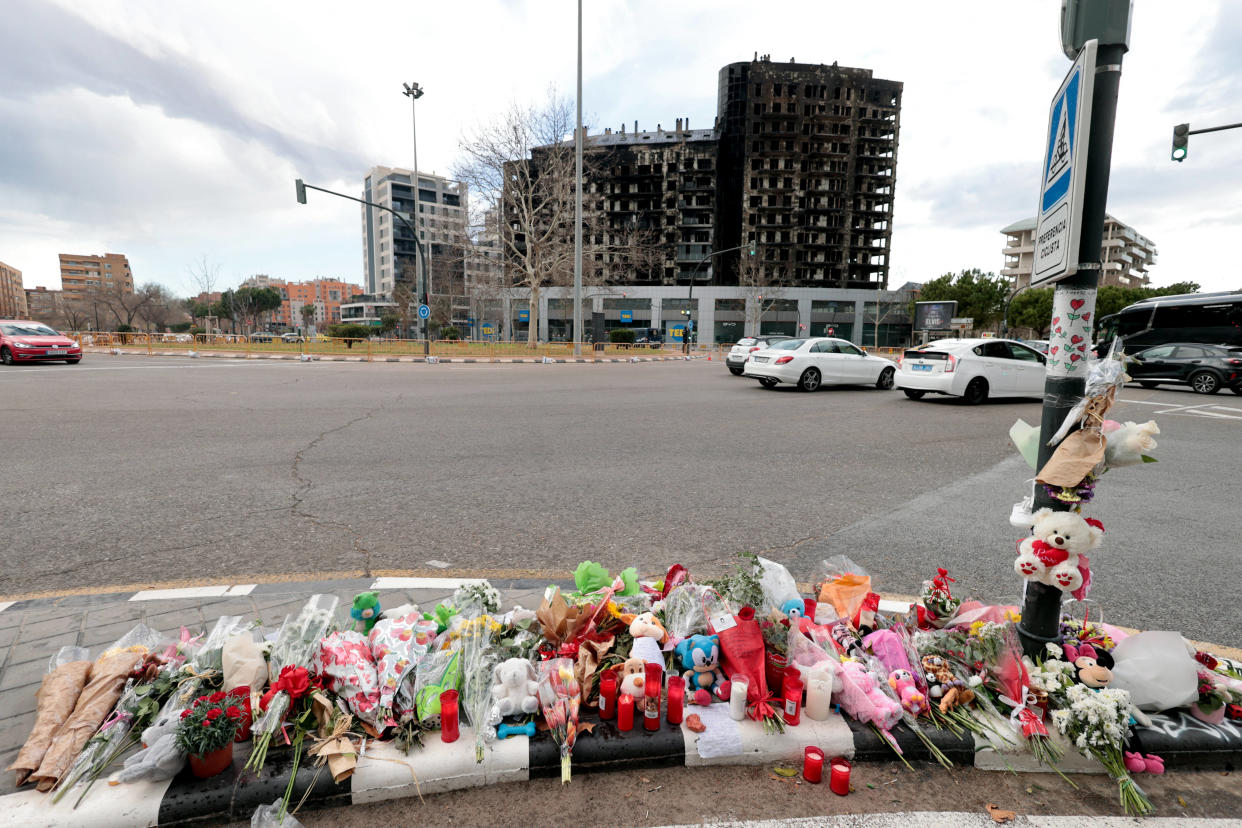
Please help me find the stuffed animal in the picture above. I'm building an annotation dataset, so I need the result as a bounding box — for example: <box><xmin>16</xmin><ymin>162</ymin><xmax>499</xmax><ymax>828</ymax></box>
<box><xmin>115</xmin><ymin>704</ymin><xmax>186</xmax><ymax>783</ymax></box>
<box><xmin>490</xmin><ymin>658</ymin><xmax>540</xmax><ymax>717</ymax></box>
<box><xmin>1065</xmin><ymin>643</ymin><xmax>1114</xmax><ymax>688</ymax></box>
<box><xmin>350</xmin><ymin>591</ymin><xmax>382</xmax><ymax>633</ymax></box>
<box><xmin>830</xmin><ymin>621</ymin><xmax>865</xmax><ymax>659</ymax></box>
<box><xmin>1013</xmin><ymin>509</ymin><xmax>1103</xmax><ymax>598</ymax></box>
<box><xmin>781</xmin><ymin>598</ymin><xmax>806</xmax><ymax>620</ymax></box>
<box><xmin>627</xmin><ymin>611</ymin><xmax>668</xmax><ymax>645</ymax></box>
<box><xmin>888</xmin><ymin>668</ymin><xmax>928</xmax><ymax>715</ymax></box>
<box><xmin>921</xmin><ymin>655</ymin><xmax>975</xmax><ymax>713</ymax></box>
<box><xmin>618</xmin><ymin>657</ymin><xmax>647</xmax><ymax>698</ymax></box>
<box><xmin>837</xmin><ymin>660</ymin><xmax>902</xmax><ymax>731</ymax></box>
<box><xmin>1103</xmin><ymin>420</ymin><xmax>1159</xmax><ymax>467</ymax></box>
<box><xmin>674</xmin><ymin>634</ymin><xmax>730</xmax><ymax>704</ymax></box>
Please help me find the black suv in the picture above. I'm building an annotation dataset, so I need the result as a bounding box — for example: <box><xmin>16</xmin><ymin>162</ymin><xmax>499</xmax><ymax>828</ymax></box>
<box><xmin>1128</xmin><ymin>343</ymin><xmax>1242</xmax><ymax>395</ymax></box>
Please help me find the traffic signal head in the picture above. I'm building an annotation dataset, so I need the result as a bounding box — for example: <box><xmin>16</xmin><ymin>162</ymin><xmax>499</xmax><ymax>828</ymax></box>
<box><xmin>1171</xmin><ymin>123</ymin><xmax>1189</xmax><ymax>163</ymax></box>
<box><xmin>295</xmin><ymin>178</ymin><xmax>307</xmax><ymax>204</ymax></box>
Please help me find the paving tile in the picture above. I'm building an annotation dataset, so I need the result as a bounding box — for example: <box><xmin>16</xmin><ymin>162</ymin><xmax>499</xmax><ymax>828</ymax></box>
<box><xmin>7</xmin><ymin>632</ymin><xmax>80</xmax><ymax>667</ymax></box>
<box><xmin>0</xmin><ymin>686</ymin><xmax>38</xmax><ymax>719</ymax></box>
<box><xmin>136</xmin><ymin>606</ymin><xmax>205</xmax><ymax>636</ymax></box>
<box><xmin>78</xmin><ymin>618</ymin><xmax>152</xmax><ymax>651</ymax></box>
<box><xmin>0</xmin><ymin>659</ymin><xmax>46</xmax><ymax>694</ymax></box>
<box><xmin>0</xmin><ymin>608</ymin><xmax>28</xmax><ymax>631</ymax></box>
<box><xmin>13</xmin><ymin>614</ymin><xmax>81</xmax><ymax>643</ymax></box>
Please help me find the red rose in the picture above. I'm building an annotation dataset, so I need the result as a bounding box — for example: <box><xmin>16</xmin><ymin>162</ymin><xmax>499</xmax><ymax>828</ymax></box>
<box><xmin>206</xmin><ymin>708</ymin><xmax>223</xmax><ymax>720</ymax></box>
<box><xmin>226</xmin><ymin>705</ymin><xmax>243</xmax><ymax>719</ymax></box>
<box><xmin>280</xmin><ymin>666</ymin><xmax>312</xmax><ymax>698</ymax></box>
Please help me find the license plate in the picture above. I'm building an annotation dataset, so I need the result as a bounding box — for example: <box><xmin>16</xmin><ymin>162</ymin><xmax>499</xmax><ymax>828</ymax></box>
<box><xmin>753</xmin><ymin>356</ymin><xmax>769</xmax><ymax>363</ymax></box>
<box><xmin>912</xmin><ymin>364</ymin><xmax>931</xmax><ymax>372</ymax></box>
<box><xmin>46</xmin><ymin>349</ymin><xmax>67</xmax><ymax>355</ymax></box>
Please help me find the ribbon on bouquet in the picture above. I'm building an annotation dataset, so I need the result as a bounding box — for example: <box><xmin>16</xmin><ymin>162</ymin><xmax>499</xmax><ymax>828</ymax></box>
<box><xmin>998</xmin><ymin>693</ymin><xmax>1048</xmax><ymax>739</ymax></box>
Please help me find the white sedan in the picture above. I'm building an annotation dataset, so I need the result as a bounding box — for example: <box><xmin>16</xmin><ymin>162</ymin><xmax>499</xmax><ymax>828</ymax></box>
<box><xmin>743</xmin><ymin>337</ymin><xmax>898</xmax><ymax>391</ymax></box>
<box><xmin>895</xmin><ymin>338</ymin><xmax>1047</xmax><ymax>404</ymax></box>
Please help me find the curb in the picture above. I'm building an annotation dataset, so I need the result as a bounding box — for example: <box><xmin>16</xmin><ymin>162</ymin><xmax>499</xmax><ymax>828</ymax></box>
<box><xmin>82</xmin><ymin>348</ymin><xmax>704</xmax><ymax>364</ymax></box>
<box><xmin>3</xmin><ymin>706</ymin><xmax>1238</xmax><ymax>826</ymax></box>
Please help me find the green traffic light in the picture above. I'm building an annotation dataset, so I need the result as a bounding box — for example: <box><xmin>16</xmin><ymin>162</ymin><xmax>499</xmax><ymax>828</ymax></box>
<box><xmin>1171</xmin><ymin>123</ymin><xmax>1189</xmax><ymax>163</ymax></box>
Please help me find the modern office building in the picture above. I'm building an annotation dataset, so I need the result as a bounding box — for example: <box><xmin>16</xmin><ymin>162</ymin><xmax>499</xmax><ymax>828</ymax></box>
<box><xmin>1</xmin><ymin>261</ymin><xmax>27</xmax><ymax>318</ymax></box>
<box><xmin>1001</xmin><ymin>215</ymin><xmax>1157</xmax><ymax>289</ymax></box>
<box><xmin>359</xmin><ymin>167</ymin><xmax>467</xmax><ymax>296</ymax></box>
<box><xmin>58</xmin><ymin>253</ymin><xmax>134</xmax><ymax>296</ymax></box>
<box><xmin>497</xmin><ymin>56</ymin><xmax>906</xmax><ymax>346</ymax></box>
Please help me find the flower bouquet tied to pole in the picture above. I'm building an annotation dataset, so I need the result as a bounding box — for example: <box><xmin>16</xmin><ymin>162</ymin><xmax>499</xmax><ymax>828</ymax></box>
<box><xmin>538</xmin><ymin>658</ymin><xmax>581</xmax><ymax>783</ymax></box>
<box><xmin>246</xmin><ymin>594</ymin><xmax>339</xmax><ymax>774</ymax></box>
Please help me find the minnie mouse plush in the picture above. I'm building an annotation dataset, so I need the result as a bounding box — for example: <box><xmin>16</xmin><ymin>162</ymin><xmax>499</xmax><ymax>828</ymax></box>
<box><xmin>1065</xmin><ymin>643</ymin><xmax>1113</xmax><ymax>688</ymax></box>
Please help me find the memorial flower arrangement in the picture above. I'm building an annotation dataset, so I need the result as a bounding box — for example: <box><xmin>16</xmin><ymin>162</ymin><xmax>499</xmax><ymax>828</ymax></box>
<box><xmin>175</xmin><ymin>691</ymin><xmax>245</xmax><ymax>759</ymax></box>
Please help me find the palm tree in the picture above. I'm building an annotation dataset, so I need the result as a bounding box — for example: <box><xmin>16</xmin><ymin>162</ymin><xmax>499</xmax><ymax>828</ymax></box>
<box><xmin>300</xmin><ymin>303</ymin><xmax>316</xmax><ymax>333</ymax></box>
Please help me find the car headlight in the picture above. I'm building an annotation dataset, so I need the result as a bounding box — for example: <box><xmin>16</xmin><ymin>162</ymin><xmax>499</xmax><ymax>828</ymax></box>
<box><xmin>12</xmin><ymin>341</ymin><xmax>34</xmax><ymax>348</ymax></box>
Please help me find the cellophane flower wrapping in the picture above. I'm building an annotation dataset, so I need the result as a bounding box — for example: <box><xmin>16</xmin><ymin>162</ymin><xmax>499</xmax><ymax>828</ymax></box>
<box><xmin>369</xmin><ymin>613</ymin><xmax>437</xmax><ymax>727</ymax></box>
<box><xmin>456</xmin><ymin>614</ymin><xmax>501</xmax><ymax>762</ymax></box>
<box><xmin>538</xmin><ymin>658</ymin><xmax>580</xmax><ymax>783</ymax></box>
<box><xmin>315</xmin><ymin>631</ymin><xmax>380</xmax><ymax>728</ymax></box>
<box><xmin>247</xmin><ymin>595</ymin><xmax>338</xmax><ymax>773</ymax></box>
<box><xmin>662</xmin><ymin>584</ymin><xmax>711</xmax><ymax>647</ymax></box>
<box><xmin>413</xmin><ymin>647</ymin><xmax>462</xmax><ymax>724</ymax></box>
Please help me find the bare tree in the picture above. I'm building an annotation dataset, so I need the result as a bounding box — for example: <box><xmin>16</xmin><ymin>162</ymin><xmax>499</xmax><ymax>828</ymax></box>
<box><xmin>137</xmin><ymin>284</ymin><xmax>180</xmax><ymax>332</ymax></box>
<box><xmin>865</xmin><ymin>284</ymin><xmax>916</xmax><ymax>348</ymax></box>
<box><xmin>391</xmin><ymin>281</ymin><xmax>416</xmax><ymax>339</ymax></box>
<box><xmin>737</xmin><ymin>255</ymin><xmax>792</xmax><ymax>336</ymax></box>
<box><xmin>58</xmin><ymin>299</ymin><xmax>92</xmax><ymax>332</ymax></box>
<box><xmin>188</xmin><ymin>255</ymin><xmax>221</xmax><ymax>297</ymax></box>
<box><xmin>456</xmin><ymin>90</ymin><xmax>600</xmax><ymax>346</ymax></box>
<box><xmin>94</xmin><ymin>283</ymin><xmax>154</xmax><ymax>329</ymax></box>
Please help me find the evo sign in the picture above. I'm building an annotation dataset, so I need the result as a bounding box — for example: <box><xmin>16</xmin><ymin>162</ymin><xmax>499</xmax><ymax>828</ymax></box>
<box><xmin>1032</xmin><ymin>39</ymin><xmax>1097</xmax><ymax>288</ymax></box>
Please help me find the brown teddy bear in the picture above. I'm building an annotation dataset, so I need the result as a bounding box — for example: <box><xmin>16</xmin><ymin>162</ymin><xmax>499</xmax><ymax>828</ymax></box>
<box><xmin>921</xmin><ymin>654</ymin><xmax>975</xmax><ymax>714</ymax></box>
<box><xmin>618</xmin><ymin>657</ymin><xmax>655</xmax><ymax>713</ymax></box>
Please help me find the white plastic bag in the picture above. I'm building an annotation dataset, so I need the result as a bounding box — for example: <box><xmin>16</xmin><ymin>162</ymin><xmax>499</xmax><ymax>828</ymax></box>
<box><xmin>757</xmin><ymin>557</ymin><xmax>800</xmax><ymax>614</ymax></box>
<box><xmin>1109</xmin><ymin>631</ymin><xmax>1199</xmax><ymax>712</ymax></box>
<box><xmin>251</xmin><ymin>801</ymin><xmax>305</xmax><ymax>828</ymax></box>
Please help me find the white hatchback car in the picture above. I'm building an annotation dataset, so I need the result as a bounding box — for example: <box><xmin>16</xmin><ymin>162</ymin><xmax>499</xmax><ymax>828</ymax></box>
<box><xmin>743</xmin><ymin>337</ymin><xmax>898</xmax><ymax>391</ymax></box>
<box><xmin>895</xmin><ymin>338</ymin><xmax>1046</xmax><ymax>404</ymax></box>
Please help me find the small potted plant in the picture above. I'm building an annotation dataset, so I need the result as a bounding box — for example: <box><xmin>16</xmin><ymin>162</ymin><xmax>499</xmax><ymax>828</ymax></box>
<box><xmin>176</xmin><ymin>691</ymin><xmax>245</xmax><ymax>778</ymax></box>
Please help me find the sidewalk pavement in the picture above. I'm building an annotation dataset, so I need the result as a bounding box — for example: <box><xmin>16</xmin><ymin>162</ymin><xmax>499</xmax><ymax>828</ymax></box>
<box><xmin>2</xmin><ymin>578</ymin><xmax>1239</xmax><ymax>826</ymax></box>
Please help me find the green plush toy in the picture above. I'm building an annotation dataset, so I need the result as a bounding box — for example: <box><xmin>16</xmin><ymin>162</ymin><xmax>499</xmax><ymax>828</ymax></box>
<box><xmin>350</xmin><ymin>591</ymin><xmax>382</xmax><ymax>633</ymax></box>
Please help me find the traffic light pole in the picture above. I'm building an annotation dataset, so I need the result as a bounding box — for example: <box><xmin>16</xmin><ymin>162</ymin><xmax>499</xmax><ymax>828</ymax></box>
<box><xmin>683</xmin><ymin>243</ymin><xmax>754</xmax><ymax>353</ymax></box>
<box><xmin>295</xmin><ymin>179</ymin><xmax>429</xmax><ymax>355</ymax></box>
<box><xmin>1171</xmin><ymin>120</ymin><xmax>1242</xmax><ymax>162</ymax></box>
<box><xmin>1016</xmin><ymin>39</ymin><xmax>1126</xmax><ymax>660</ymax></box>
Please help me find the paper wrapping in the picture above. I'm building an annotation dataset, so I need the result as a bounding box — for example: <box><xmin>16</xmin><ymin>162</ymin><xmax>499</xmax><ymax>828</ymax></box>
<box><xmin>222</xmin><ymin>633</ymin><xmax>267</xmax><ymax>694</ymax></box>
<box><xmin>1036</xmin><ymin>428</ymin><xmax>1105</xmax><ymax>487</ymax></box>
<box><xmin>30</xmin><ymin>650</ymin><xmax>144</xmax><ymax>792</ymax></box>
<box><xmin>6</xmin><ymin>661</ymin><xmax>91</xmax><ymax>786</ymax></box>
<box><xmin>309</xmin><ymin>692</ymin><xmax>357</xmax><ymax>783</ymax></box>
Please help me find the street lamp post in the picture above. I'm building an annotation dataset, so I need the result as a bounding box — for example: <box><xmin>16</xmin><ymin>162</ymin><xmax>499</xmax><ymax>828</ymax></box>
<box><xmin>572</xmin><ymin>0</ymin><xmax>584</xmax><ymax>357</ymax></box>
<box><xmin>402</xmin><ymin>82</ymin><xmax>429</xmax><ymax>353</ymax></box>
<box><xmin>295</xmin><ymin>178</ymin><xmax>427</xmax><ymax>354</ymax></box>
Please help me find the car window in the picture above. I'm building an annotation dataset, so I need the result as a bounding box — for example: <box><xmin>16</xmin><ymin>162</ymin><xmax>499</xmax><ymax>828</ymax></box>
<box><xmin>1007</xmin><ymin>343</ymin><xmax>1044</xmax><ymax>363</ymax></box>
<box><xmin>810</xmin><ymin>340</ymin><xmax>837</xmax><ymax>353</ymax></box>
<box><xmin>837</xmin><ymin>342</ymin><xmax>864</xmax><ymax>356</ymax></box>
<box><xmin>1173</xmin><ymin>345</ymin><xmax>1208</xmax><ymax>358</ymax></box>
<box><xmin>1140</xmin><ymin>345</ymin><xmax>1176</xmax><ymax>359</ymax></box>
<box><xmin>736</xmin><ymin>338</ymin><xmax>756</xmax><ymax>346</ymax></box>
<box><xmin>974</xmin><ymin>341</ymin><xmax>1011</xmax><ymax>359</ymax></box>
<box><xmin>771</xmin><ymin>338</ymin><xmax>807</xmax><ymax>350</ymax></box>
<box><xmin>1</xmin><ymin>322</ymin><xmax>60</xmax><ymax>336</ymax></box>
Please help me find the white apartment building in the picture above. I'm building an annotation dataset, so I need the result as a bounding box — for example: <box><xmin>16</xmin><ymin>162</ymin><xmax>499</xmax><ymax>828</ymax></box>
<box><xmin>360</xmin><ymin>166</ymin><xmax>467</xmax><ymax>297</ymax></box>
<box><xmin>1001</xmin><ymin>215</ymin><xmax>1157</xmax><ymax>289</ymax></box>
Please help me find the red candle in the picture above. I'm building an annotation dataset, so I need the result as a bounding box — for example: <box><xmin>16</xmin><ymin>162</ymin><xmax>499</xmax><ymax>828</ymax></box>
<box><xmin>666</xmin><ymin>676</ymin><xmax>685</xmax><ymax>725</ymax></box>
<box><xmin>738</xmin><ymin>605</ymin><xmax>755</xmax><ymax>621</ymax></box>
<box><xmin>783</xmin><ymin>676</ymin><xmax>803</xmax><ymax>726</ymax></box>
<box><xmin>829</xmin><ymin>757</ymin><xmax>851</xmax><ymax>796</ymax></box>
<box><xmin>803</xmin><ymin>746</ymin><xmax>824</xmax><ymax>783</ymax></box>
<box><xmin>618</xmin><ymin>693</ymin><xmax>635</xmax><ymax>731</ymax></box>
<box><xmin>599</xmin><ymin>672</ymin><xmax>618</xmax><ymax>720</ymax></box>
<box><xmin>644</xmin><ymin>677</ymin><xmax>661</xmax><ymax>731</ymax></box>
<box><xmin>439</xmin><ymin>689</ymin><xmax>459</xmax><ymax>743</ymax></box>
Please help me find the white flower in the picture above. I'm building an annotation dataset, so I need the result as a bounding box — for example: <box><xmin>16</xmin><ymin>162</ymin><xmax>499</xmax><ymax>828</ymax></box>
<box><xmin>1046</xmin><ymin>643</ymin><xmax>1064</xmax><ymax>659</ymax></box>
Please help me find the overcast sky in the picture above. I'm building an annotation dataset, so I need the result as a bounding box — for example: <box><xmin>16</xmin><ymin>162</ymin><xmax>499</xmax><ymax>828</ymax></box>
<box><xmin>2</xmin><ymin>0</ymin><xmax>1238</xmax><ymax>296</ymax></box>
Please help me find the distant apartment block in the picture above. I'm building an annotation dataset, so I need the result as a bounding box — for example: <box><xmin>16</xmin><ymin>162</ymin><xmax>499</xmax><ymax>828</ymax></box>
<box><xmin>23</xmin><ymin>286</ymin><xmax>63</xmax><ymax>321</ymax></box>
<box><xmin>1</xmin><ymin>261</ymin><xmax>27</xmax><ymax>318</ymax></box>
<box><xmin>1002</xmin><ymin>215</ymin><xmax>1157</xmax><ymax>289</ymax></box>
<box><xmin>59</xmin><ymin>253</ymin><xmax>134</xmax><ymax>296</ymax></box>
<box><xmin>239</xmin><ymin>275</ymin><xmax>363</xmax><ymax>329</ymax></box>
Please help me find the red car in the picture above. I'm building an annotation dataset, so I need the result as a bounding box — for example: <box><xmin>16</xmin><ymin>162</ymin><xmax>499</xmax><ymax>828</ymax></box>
<box><xmin>0</xmin><ymin>319</ymin><xmax>83</xmax><ymax>365</ymax></box>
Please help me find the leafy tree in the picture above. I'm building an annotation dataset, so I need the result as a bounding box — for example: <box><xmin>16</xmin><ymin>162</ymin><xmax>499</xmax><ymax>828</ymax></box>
<box><xmin>913</xmin><ymin>268</ymin><xmax>1009</xmax><ymax>330</ymax></box>
<box><xmin>300</xmin><ymin>303</ymin><xmax>316</xmax><ymax>331</ymax></box>
<box><xmin>440</xmin><ymin>325</ymin><xmax>461</xmax><ymax>340</ymax></box>
<box><xmin>608</xmin><ymin>328</ymin><xmax>635</xmax><ymax>343</ymax></box>
<box><xmin>327</xmin><ymin>323</ymin><xmax>370</xmax><ymax>348</ymax></box>
<box><xmin>234</xmin><ymin>286</ymin><xmax>282</xmax><ymax>332</ymax></box>
<box><xmin>379</xmin><ymin>312</ymin><xmax>398</xmax><ymax>337</ymax></box>
<box><xmin>1008</xmin><ymin>287</ymin><xmax>1055</xmax><ymax>337</ymax></box>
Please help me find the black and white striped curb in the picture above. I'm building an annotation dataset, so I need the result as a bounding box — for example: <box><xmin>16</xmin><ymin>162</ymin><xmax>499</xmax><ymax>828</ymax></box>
<box><xmin>85</xmin><ymin>348</ymin><xmax>704</xmax><ymax>364</ymax></box>
<box><xmin>3</xmin><ymin>707</ymin><xmax>1238</xmax><ymax>827</ymax></box>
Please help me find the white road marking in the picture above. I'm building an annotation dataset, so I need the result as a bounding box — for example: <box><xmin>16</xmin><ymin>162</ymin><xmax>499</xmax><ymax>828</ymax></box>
<box><xmin>0</xmin><ymin>601</ymin><xmax>14</xmax><ymax>613</ymax></box>
<box><xmin>425</xmin><ymin>560</ymin><xmax>451</xmax><ymax>568</ymax></box>
<box><xmin>1116</xmin><ymin>398</ymin><xmax>1242</xmax><ymax>419</ymax></box>
<box><xmin>369</xmin><ymin>576</ymin><xmax>486</xmax><ymax>590</ymax></box>
<box><xmin>129</xmin><ymin>584</ymin><xmax>256</xmax><ymax>601</ymax></box>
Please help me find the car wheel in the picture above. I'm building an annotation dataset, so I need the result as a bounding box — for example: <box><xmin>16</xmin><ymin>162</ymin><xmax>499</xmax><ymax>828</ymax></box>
<box><xmin>1231</xmin><ymin>385</ymin><xmax>1242</xmax><ymax>396</ymax></box>
<box><xmin>1189</xmin><ymin>371</ymin><xmax>1220</xmax><ymax>394</ymax></box>
<box><xmin>759</xmin><ymin>378</ymin><xmax>778</xmax><ymax>388</ymax></box>
<box><xmin>876</xmin><ymin>367</ymin><xmax>895</xmax><ymax>390</ymax></box>
<box><xmin>728</xmin><ymin>365</ymin><xmax>744</xmax><ymax>376</ymax></box>
<box><xmin>0</xmin><ymin>347</ymin><xmax>12</xmax><ymax>366</ymax></box>
<box><xmin>798</xmin><ymin>368</ymin><xmax>821</xmax><ymax>392</ymax></box>
<box><xmin>1138</xmin><ymin>381</ymin><xmax>1159</xmax><ymax>389</ymax></box>
<box><xmin>902</xmin><ymin>388</ymin><xmax>925</xmax><ymax>400</ymax></box>
<box><xmin>962</xmin><ymin>377</ymin><xmax>989</xmax><ymax>405</ymax></box>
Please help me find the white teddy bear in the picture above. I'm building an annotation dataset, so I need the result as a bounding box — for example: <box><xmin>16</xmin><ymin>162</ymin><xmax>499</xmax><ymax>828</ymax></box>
<box><xmin>490</xmin><ymin>658</ymin><xmax>540</xmax><ymax>717</ymax></box>
<box><xmin>1013</xmin><ymin>508</ymin><xmax>1104</xmax><ymax>596</ymax></box>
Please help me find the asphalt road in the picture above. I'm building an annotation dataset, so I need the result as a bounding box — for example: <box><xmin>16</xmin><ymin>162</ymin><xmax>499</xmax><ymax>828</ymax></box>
<box><xmin>1</xmin><ymin>355</ymin><xmax>1238</xmax><ymax>643</ymax></box>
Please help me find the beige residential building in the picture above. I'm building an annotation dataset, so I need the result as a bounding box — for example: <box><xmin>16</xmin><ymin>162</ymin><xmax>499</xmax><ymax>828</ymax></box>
<box><xmin>59</xmin><ymin>252</ymin><xmax>134</xmax><ymax>296</ymax></box>
<box><xmin>1</xmin><ymin>261</ymin><xmax>28</xmax><ymax>318</ymax></box>
<box><xmin>23</xmin><ymin>286</ymin><xmax>64</xmax><ymax>321</ymax></box>
<box><xmin>1001</xmin><ymin>215</ymin><xmax>1157</xmax><ymax>289</ymax></box>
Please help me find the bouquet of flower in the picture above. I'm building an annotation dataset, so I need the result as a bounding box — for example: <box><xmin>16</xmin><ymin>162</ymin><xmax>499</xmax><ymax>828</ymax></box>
<box><xmin>453</xmin><ymin>581</ymin><xmax>502</xmax><ymax>617</ymax></box>
<box><xmin>915</xmin><ymin>568</ymin><xmax>960</xmax><ymax>630</ymax></box>
<box><xmin>315</xmin><ymin>631</ymin><xmax>381</xmax><ymax>728</ymax></box>
<box><xmin>370</xmin><ymin>612</ymin><xmax>437</xmax><ymax>728</ymax></box>
<box><xmin>246</xmin><ymin>594</ymin><xmax>339</xmax><ymax>774</ymax></box>
<box><xmin>175</xmin><ymin>691</ymin><xmax>245</xmax><ymax>758</ymax></box>
<box><xmin>537</xmin><ymin>658</ymin><xmax>581</xmax><ymax>784</ymax></box>
<box><xmin>1039</xmin><ymin>644</ymin><xmax>1152</xmax><ymax>816</ymax></box>
<box><xmin>456</xmin><ymin>614</ymin><xmax>502</xmax><ymax>762</ymax></box>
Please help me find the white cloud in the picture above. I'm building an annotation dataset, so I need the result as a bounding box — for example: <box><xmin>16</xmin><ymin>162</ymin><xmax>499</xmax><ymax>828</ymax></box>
<box><xmin>2</xmin><ymin>0</ymin><xmax>1238</xmax><ymax>295</ymax></box>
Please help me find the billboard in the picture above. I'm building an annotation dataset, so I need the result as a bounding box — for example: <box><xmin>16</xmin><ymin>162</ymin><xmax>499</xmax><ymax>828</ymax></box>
<box><xmin>913</xmin><ymin>301</ymin><xmax>957</xmax><ymax>331</ymax></box>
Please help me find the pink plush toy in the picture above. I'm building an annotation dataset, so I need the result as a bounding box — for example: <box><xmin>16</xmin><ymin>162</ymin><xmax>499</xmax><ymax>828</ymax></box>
<box><xmin>837</xmin><ymin>660</ymin><xmax>902</xmax><ymax>731</ymax></box>
<box><xmin>888</xmin><ymin>668</ymin><xmax>928</xmax><ymax>715</ymax></box>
